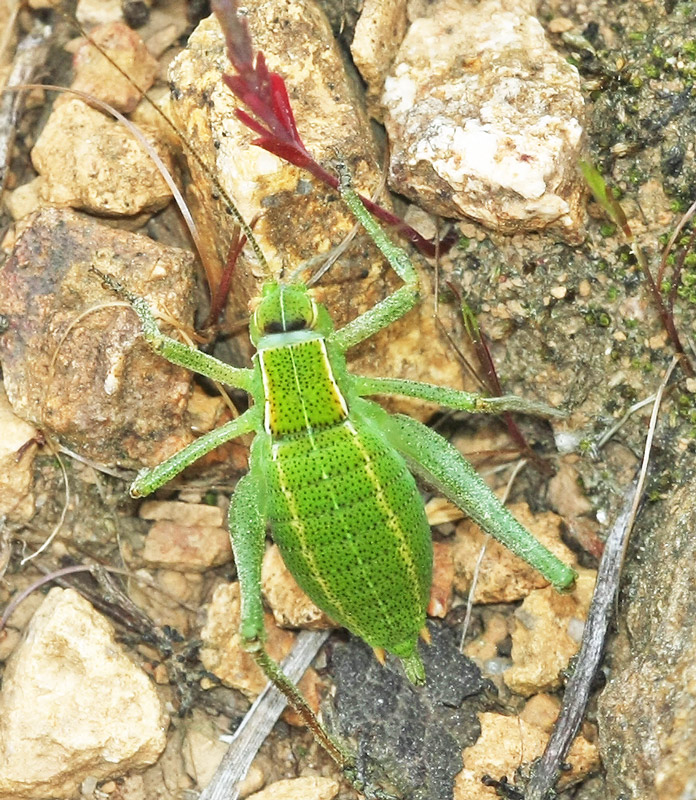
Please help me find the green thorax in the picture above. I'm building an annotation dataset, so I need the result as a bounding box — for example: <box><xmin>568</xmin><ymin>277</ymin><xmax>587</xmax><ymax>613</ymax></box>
<box><xmin>256</xmin><ymin>334</ymin><xmax>348</xmax><ymax>437</ymax></box>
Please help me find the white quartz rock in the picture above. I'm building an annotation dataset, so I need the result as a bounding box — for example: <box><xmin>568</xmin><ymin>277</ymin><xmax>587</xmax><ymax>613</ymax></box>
<box><xmin>383</xmin><ymin>0</ymin><xmax>586</xmax><ymax>238</ymax></box>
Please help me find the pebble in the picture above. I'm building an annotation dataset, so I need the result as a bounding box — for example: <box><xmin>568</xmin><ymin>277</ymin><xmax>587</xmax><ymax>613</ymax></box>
<box><xmin>200</xmin><ymin>582</ymin><xmax>295</xmax><ymax>698</ymax></box>
<box><xmin>455</xmin><ymin>711</ymin><xmax>599</xmax><ymax>799</ymax></box>
<box><xmin>0</xmin><ymin>384</ymin><xmax>37</xmax><ymax>522</ymax></box>
<box><xmin>504</xmin><ymin>568</ymin><xmax>596</xmax><ymax>696</ymax></box>
<box><xmin>71</xmin><ymin>22</ymin><xmax>158</xmax><ymax>113</ymax></box>
<box><xmin>261</xmin><ymin>544</ymin><xmax>335</xmax><ymax>630</ymax></box>
<box><xmin>31</xmin><ymin>98</ymin><xmax>172</xmax><ymax>216</ymax></box>
<box><xmin>247</xmin><ymin>776</ymin><xmax>340</xmax><ymax>800</ymax></box>
<box><xmin>0</xmin><ymin>589</ymin><xmax>168</xmax><ymax>799</ymax></box>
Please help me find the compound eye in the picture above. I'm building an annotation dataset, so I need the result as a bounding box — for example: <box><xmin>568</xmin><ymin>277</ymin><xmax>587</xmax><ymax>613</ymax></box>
<box><xmin>262</xmin><ymin>318</ymin><xmax>308</xmax><ymax>334</ymax></box>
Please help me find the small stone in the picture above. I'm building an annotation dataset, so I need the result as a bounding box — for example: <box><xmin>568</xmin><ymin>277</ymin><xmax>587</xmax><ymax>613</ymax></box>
<box><xmin>504</xmin><ymin>568</ymin><xmax>596</xmax><ymax>696</ymax></box>
<box><xmin>351</xmin><ymin>0</ymin><xmax>408</xmax><ymax>117</ymax></box>
<box><xmin>200</xmin><ymin>582</ymin><xmax>295</xmax><ymax>697</ymax></box>
<box><xmin>452</xmin><ymin>503</ymin><xmax>577</xmax><ymax>603</ymax></box>
<box><xmin>153</xmin><ymin>663</ymin><xmax>169</xmax><ymax>684</ymax></box>
<box><xmin>427</xmin><ymin>541</ymin><xmax>454</xmax><ymax>618</ymax></box>
<box><xmin>550</xmin><ymin>285</ymin><xmax>567</xmax><ymax>299</ymax></box>
<box><xmin>454</xmin><ymin>711</ymin><xmax>599</xmax><ymax>798</ymax></box>
<box><xmin>139</xmin><ymin>500</ymin><xmax>224</xmax><ymax>528</ymax></box>
<box><xmin>128</xmin><ymin>570</ymin><xmax>200</xmax><ymax>635</ymax></box>
<box><xmin>0</xmin><ymin>384</ymin><xmax>37</xmax><ymax>522</ymax></box>
<box><xmin>578</xmin><ymin>279</ymin><xmax>592</xmax><ymax>298</ymax></box>
<box><xmin>4</xmin><ymin>176</ymin><xmax>44</xmax><ymax>220</ymax></box>
<box><xmin>546</xmin><ymin>459</ymin><xmax>594</xmax><ymax>519</ymax></box>
<box><xmin>142</xmin><ymin>521</ymin><xmax>232</xmax><ymax>571</ymax></box>
<box><xmin>31</xmin><ymin>98</ymin><xmax>173</xmax><ymax>216</ymax></box>
<box><xmin>425</xmin><ymin>496</ymin><xmax>464</xmax><ymax>526</ymax></box>
<box><xmin>247</xmin><ymin>776</ymin><xmax>340</xmax><ymax>800</ymax></box>
<box><xmin>519</xmin><ymin>693</ymin><xmax>561</xmax><ymax>733</ymax></box>
<box><xmin>648</xmin><ymin>331</ymin><xmax>668</xmax><ymax>349</ymax></box>
<box><xmin>261</xmin><ymin>544</ymin><xmax>335</xmax><ymax>630</ymax></box>
<box><xmin>463</xmin><ymin>611</ymin><xmax>510</xmax><ymax>662</ymax></box>
<box><xmin>0</xmin><ymin>629</ymin><xmax>21</xmax><ymax>662</ymax></box>
<box><xmin>181</xmin><ymin>710</ymin><xmax>229</xmax><ymax>788</ymax></box>
<box><xmin>547</xmin><ymin>17</ymin><xmax>575</xmax><ymax>33</ymax></box>
<box><xmin>237</xmin><ymin>764</ymin><xmax>265</xmax><ymax>799</ymax></box>
<box><xmin>76</xmin><ymin>0</ymin><xmax>123</xmax><ymax>26</ymax></box>
<box><xmin>0</xmin><ymin>589</ymin><xmax>168</xmax><ymax>799</ymax></box>
<box><xmin>71</xmin><ymin>23</ymin><xmax>158</xmax><ymax>113</ymax></box>
<box><xmin>383</xmin><ymin>0</ymin><xmax>586</xmax><ymax>237</ymax></box>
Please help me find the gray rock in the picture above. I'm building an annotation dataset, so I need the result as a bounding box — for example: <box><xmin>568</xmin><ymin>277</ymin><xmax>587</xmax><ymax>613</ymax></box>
<box><xmin>598</xmin><ymin>478</ymin><xmax>696</xmax><ymax>799</ymax></box>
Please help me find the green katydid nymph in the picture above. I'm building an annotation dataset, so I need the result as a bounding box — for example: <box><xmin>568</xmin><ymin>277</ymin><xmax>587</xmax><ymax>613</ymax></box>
<box><xmin>95</xmin><ymin>159</ymin><xmax>577</xmax><ymax>776</ymax></box>
<box><xmin>87</xmin><ymin>0</ymin><xmax>576</xmax><ymax>781</ymax></box>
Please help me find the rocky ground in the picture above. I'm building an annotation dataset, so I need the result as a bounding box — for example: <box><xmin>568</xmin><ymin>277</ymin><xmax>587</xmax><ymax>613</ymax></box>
<box><xmin>0</xmin><ymin>0</ymin><xmax>694</xmax><ymax>799</ymax></box>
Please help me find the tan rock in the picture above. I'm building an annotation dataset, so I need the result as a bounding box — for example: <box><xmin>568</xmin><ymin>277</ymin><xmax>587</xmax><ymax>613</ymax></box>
<box><xmin>238</xmin><ymin>764</ymin><xmax>265</xmax><ymax>798</ymax></box>
<box><xmin>452</xmin><ymin>503</ymin><xmax>577</xmax><ymax>603</ymax></box>
<box><xmin>139</xmin><ymin>499</ymin><xmax>224</xmax><ymax>528</ymax></box>
<box><xmin>455</xmin><ymin>711</ymin><xmax>598</xmax><ymax>799</ymax></box>
<box><xmin>4</xmin><ymin>176</ymin><xmax>44</xmax><ymax>220</ymax></box>
<box><xmin>546</xmin><ymin>458</ymin><xmax>593</xmax><ymax>519</ymax></box>
<box><xmin>181</xmin><ymin>710</ymin><xmax>229</xmax><ymax>788</ymax></box>
<box><xmin>247</xmin><ymin>776</ymin><xmax>340</xmax><ymax>800</ymax></box>
<box><xmin>463</xmin><ymin>611</ymin><xmax>510</xmax><ymax>662</ymax></box>
<box><xmin>425</xmin><ymin>496</ymin><xmax>464</xmax><ymax>526</ymax></box>
<box><xmin>519</xmin><ymin>693</ymin><xmax>561</xmax><ymax>734</ymax></box>
<box><xmin>0</xmin><ymin>383</ymin><xmax>37</xmax><ymax>522</ymax></box>
<box><xmin>351</xmin><ymin>0</ymin><xmax>408</xmax><ymax>117</ymax></box>
<box><xmin>71</xmin><ymin>22</ymin><xmax>158</xmax><ymax>113</ymax></box>
<box><xmin>128</xmin><ymin>569</ymin><xmax>200</xmax><ymax>635</ymax></box>
<box><xmin>200</xmin><ymin>582</ymin><xmax>295</xmax><ymax>697</ymax></box>
<box><xmin>427</xmin><ymin>540</ymin><xmax>454</xmax><ymax>618</ymax></box>
<box><xmin>262</xmin><ymin>544</ymin><xmax>335</xmax><ymax>630</ymax></box>
<box><xmin>76</xmin><ymin>0</ymin><xmax>123</xmax><ymax>27</ymax></box>
<box><xmin>0</xmin><ymin>208</ymin><xmax>196</xmax><ymax>470</ymax></box>
<box><xmin>383</xmin><ymin>0</ymin><xmax>586</xmax><ymax>238</ymax></box>
<box><xmin>32</xmin><ymin>98</ymin><xmax>172</xmax><ymax>216</ymax></box>
<box><xmin>504</xmin><ymin>568</ymin><xmax>596</xmax><ymax>696</ymax></box>
<box><xmin>142</xmin><ymin>520</ymin><xmax>232</xmax><ymax>571</ymax></box>
<box><xmin>0</xmin><ymin>588</ymin><xmax>168</xmax><ymax>799</ymax></box>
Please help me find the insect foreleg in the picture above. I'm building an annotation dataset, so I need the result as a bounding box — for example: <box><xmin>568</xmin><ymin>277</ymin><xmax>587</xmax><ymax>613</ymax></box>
<box><xmin>131</xmin><ymin>407</ymin><xmax>261</xmax><ymax>496</ymax></box>
<box><xmin>91</xmin><ymin>267</ymin><xmax>255</xmax><ymax>392</ymax></box>
<box><xmin>230</xmin><ymin>455</ymin><xmax>355</xmax><ymax>772</ymax></box>
<box><xmin>331</xmin><ymin>162</ymin><xmax>420</xmax><ymax>353</ymax></box>
<box><xmin>357</xmin><ymin>399</ymin><xmax>578</xmax><ymax>592</ymax></box>
<box><xmin>353</xmin><ymin>376</ymin><xmax>566</xmax><ymax>419</ymax></box>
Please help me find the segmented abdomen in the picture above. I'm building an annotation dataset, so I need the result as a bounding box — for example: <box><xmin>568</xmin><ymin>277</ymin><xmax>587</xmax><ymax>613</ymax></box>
<box><xmin>265</xmin><ymin>414</ymin><xmax>432</xmax><ymax>657</ymax></box>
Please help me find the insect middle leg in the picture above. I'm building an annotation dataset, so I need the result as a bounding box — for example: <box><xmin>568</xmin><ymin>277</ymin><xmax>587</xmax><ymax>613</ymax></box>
<box><xmin>91</xmin><ymin>267</ymin><xmax>255</xmax><ymax>392</ymax></box>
